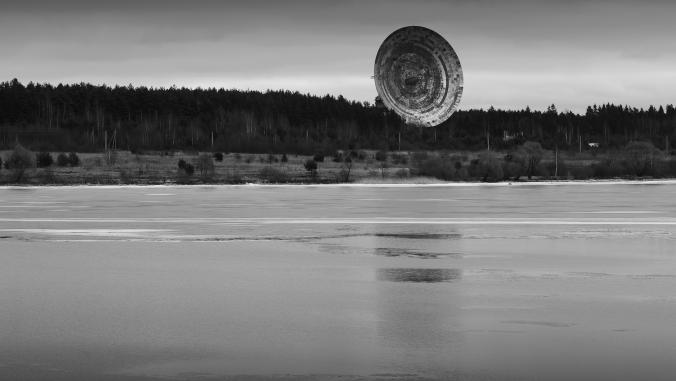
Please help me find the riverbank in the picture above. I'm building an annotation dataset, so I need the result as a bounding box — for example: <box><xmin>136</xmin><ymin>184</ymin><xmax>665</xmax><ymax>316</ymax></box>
<box><xmin>1</xmin><ymin>149</ymin><xmax>674</xmax><ymax>185</ymax></box>
<box><xmin>4</xmin><ymin>179</ymin><xmax>676</xmax><ymax>189</ymax></box>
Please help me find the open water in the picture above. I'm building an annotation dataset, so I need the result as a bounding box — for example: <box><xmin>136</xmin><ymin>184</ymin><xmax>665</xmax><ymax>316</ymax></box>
<box><xmin>1</xmin><ymin>183</ymin><xmax>676</xmax><ymax>380</ymax></box>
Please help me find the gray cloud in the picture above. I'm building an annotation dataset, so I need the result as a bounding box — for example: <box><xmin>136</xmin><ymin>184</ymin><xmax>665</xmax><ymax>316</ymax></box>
<box><xmin>1</xmin><ymin>0</ymin><xmax>675</xmax><ymax>112</ymax></box>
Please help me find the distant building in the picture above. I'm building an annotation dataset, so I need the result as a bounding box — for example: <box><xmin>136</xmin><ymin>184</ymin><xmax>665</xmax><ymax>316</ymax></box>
<box><xmin>503</xmin><ymin>130</ymin><xmax>523</xmax><ymax>142</ymax></box>
<box><xmin>503</xmin><ymin>131</ymin><xmax>515</xmax><ymax>141</ymax></box>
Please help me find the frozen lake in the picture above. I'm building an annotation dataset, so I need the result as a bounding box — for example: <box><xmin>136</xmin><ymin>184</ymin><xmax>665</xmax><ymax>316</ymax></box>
<box><xmin>2</xmin><ymin>183</ymin><xmax>676</xmax><ymax>380</ymax></box>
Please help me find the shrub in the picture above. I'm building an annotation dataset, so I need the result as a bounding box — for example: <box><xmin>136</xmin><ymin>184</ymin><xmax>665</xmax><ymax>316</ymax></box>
<box><xmin>304</xmin><ymin>159</ymin><xmax>318</xmax><ymax>176</ymax></box>
<box><xmin>5</xmin><ymin>144</ymin><xmax>34</xmax><ymax>169</ymax></box>
<box><xmin>68</xmin><ymin>152</ymin><xmax>80</xmax><ymax>166</ymax></box>
<box><xmin>336</xmin><ymin>169</ymin><xmax>350</xmax><ymax>182</ymax></box>
<box><xmin>624</xmin><ymin>141</ymin><xmax>657</xmax><ymax>176</ymax></box>
<box><xmin>213</xmin><ymin>152</ymin><xmax>224</xmax><ymax>162</ymax></box>
<box><xmin>395</xmin><ymin>168</ymin><xmax>410</xmax><ymax>178</ymax></box>
<box><xmin>338</xmin><ymin>157</ymin><xmax>353</xmax><ymax>182</ymax></box>
<box><xmin>313</xmin><ymin>153</ymin><xmax>325</xmax><ymax>162</ymax></box>
<box><xmin>332</xmin><ymin>151</ymin><xmax>344</xmax><ymax>163</ymax></box>
<box><xmin>178</xmin><ymin>159</ymin><xmax>186</xmax><ymax>169</ymax></box>
<box><xmin>184</xmin><ymin>163</ymin><xmax>195</xmax><ymax>176</ymax></box>
<box><xmin>375</xmin><ymin>150</ymin><xmax>388</xmax><ymax>162</ymax></box>
<box><xmin>259</xmin><ymin>167</ymin><xmax>289</xmax><ymax>183</ymax></box>
<box><xmin>415</xmin><ymin>157</ymin><xmax>456</xmax><ymax>180</ymax></box>
<box><xmin>5</xmin><ymin>144</ymin><xmax>34</xmax><ymax>182</ymax></box>
<box><xmin>197</xmin><ymin>154</ymin><xmax>215</xmax><ymax>178</ymax></box>
<box><xmin>517</xmin><ymin>141</ymin><xmax>544</xmax><ymax>179</ymax></box>
<box><xmin>36</xmin><ymin>151</ymin><xmax>53</xmax><ymax>167</ymax></box>
<box><xmin>502</xmin><ymin>161</ymin><xmax>524</xmax><ymax>180</ymax></box>
<box><xmin>119</xmin><ymin>169</ymin><xmax>133</xmax><ymax>183</ymax></box>
<box><xmin>468</xmin><ymin>152</ymin><xmax>503</xmax><ymax>182</ymax></box>
<box><xmin>57</xmin><ymin>153</ymin><xmax>70</xmax><ymax>167</ymax></box>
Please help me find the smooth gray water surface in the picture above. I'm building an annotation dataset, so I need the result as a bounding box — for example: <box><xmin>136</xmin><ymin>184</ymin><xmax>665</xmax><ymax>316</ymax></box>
<box><xmin>1</xmin><ymin>183</ymin><xmax>676</xmax><ymax>380</ymax></box>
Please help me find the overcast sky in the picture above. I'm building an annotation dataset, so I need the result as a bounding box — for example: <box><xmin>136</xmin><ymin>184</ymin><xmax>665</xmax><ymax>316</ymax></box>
<box><xmin>2</xmin><ymin>0</ymin><xmax>675</xmax><ymax>112</ymax></box>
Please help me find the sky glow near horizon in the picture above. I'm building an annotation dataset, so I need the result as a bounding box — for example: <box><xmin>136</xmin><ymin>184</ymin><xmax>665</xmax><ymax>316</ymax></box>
<box><xmin>2</xmin><ymin>0</ymin><xmax>675</xmax><ymax>113</ymax></box>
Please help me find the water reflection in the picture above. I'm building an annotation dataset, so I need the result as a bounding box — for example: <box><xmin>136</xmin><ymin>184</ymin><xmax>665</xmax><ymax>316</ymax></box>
<box><xmin>501</xmin><ymin>320</ymin><xmax>575</xmax><ymax>328</ymax></box>
<box><xmin>374</xmin><ymin>232</ymin><xmax>461</xmax><ymax>240</ymax></box>
<box><xmin>375</xmin><ymin>266</ymin><xmax>465</xmax><ymax>369</ymax></box>
<box><xmin>377</xmin><ymin>268</ymin><xmax>462</xmax><ymax>283</ymax></box>
<box><xmin>373</xmin><ymin>247</ymin><xmax>448</xmax><ymax>259</ymax></box>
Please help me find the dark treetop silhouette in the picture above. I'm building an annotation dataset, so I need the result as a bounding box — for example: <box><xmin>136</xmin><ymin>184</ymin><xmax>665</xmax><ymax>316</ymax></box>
<box><xmin>1</xmin><ymin>80</ymin><xmax>675</xmax><ymax>155</ymax></box>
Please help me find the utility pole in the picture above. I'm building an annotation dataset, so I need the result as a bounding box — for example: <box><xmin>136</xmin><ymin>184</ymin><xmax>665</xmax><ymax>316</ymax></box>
<box><xmin>666</xmin><ymin>135</ymin><xmax>670</xmax><ymax>154</ymax></box>
<box><xmin>104</xmin><ymin>130</ymin><xmax>110</xmax><ymax>164</ymax></box>
<box><xmin>555</xmin><ymin>145</ymin><xmax>559</xmax><ymax>178</ymax></box>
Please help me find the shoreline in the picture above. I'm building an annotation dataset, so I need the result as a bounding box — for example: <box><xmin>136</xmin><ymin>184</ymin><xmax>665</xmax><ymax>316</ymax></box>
<box><xmin>3</xmin><ymin>178</ymin><xmax>676</xmax><ymax>189</ymax></box>
<box><xmin>3</xmin><ymin>148</ymin><xmax>676</xmax><ymax>187</ymax></box>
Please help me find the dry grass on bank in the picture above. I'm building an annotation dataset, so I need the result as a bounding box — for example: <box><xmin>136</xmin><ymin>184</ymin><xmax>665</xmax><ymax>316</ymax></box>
<box><xmin>0</xmin><ymin>150</ymin><xmax>413</xmax><ymax>185</ymax></box>
<box><xmin>1</xmin><ymin>148</ymin><xmax>673</xmax><ymax>185</ymax></box>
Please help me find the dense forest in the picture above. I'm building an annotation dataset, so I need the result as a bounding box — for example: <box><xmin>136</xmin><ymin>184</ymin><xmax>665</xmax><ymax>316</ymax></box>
<box><xmin>1</xmin><ymin>79</ymin><xmax>675</xmax><ymax>155</ymax></box>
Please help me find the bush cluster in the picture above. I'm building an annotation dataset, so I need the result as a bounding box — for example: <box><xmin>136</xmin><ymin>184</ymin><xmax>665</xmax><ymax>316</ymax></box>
<box><xmin>55</xmin><ymin>152</ymin><xmax>80</xmax><ymax>167</ymax></box>
<box><xmin>57</xmin><ymin>153</ymin><xmax>69</xmax><ymax>166</ymax></box>
<box><xmin>177</xmin><ymin>158</ymin><xmax>194</xmax><ymax>175</ymax></box>
<box><xmin>197</xmin><ymin>154</ymin><xmax>215</xmax><ymax>178</ymax></box>
<box><xmin>375</xmin><ymin>150</ymin><xmax>388</xmax><ymax>162</ymax></box>
<box><xmin>259</xmin><ymin>166</ymin><xmax>289</xmax><ymax>183</ymax></box>
<box><xmin>36</xmin><ymin>151</ymin><xmax>54</xmax><ymax>167</ymax></box>
<box><xmin>413</xmin><ymin>140</ymin><xmax>676</xmax><ymax>182</ymax></box>
<box><xmin>304</xmin><ymin>159</ymin><xmax>318</xmax><ymax>175</ymax></box>
<box><xmin>5</xmin><ymin>144</ymin><xmax>35</xmax><ymax>170</ymax></box>
<box><xmin>184</xmin><ymin>163</ymin><xmax>195</xmax><ymax>175</ymax></box>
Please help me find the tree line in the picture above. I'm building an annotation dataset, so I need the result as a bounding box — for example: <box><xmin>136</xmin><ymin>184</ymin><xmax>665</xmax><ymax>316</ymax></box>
<box><xmin>1</xmin><ymin>79</ymin><xmax>675</xmax><ymax>154</ymax></box>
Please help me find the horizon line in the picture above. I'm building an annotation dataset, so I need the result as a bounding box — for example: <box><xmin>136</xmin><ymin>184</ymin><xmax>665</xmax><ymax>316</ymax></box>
<box><xmin>3</xmin><ymin>78</ymin><xmax>675</xmax><ymax>115</ymax></box>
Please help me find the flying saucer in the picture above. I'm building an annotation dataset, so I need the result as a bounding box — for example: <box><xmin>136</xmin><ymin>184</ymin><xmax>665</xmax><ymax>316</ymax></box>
<box><xmin>374</xmin><ymin>26</ymin><xmax>463</xmax><ymax>127</ymax></box>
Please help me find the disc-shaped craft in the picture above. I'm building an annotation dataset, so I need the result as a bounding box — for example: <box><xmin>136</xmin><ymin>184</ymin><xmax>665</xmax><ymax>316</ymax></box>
<box><xmin>374</xmin><ymin>26</ymin><xmax>463</xmax><ymax>127</ymax></box>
